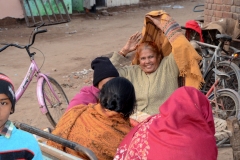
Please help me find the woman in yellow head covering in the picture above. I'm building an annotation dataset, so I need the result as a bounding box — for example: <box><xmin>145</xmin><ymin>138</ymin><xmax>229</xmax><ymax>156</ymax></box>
<box><xmin>110</xmin><ymin>10</ymin><xmax>203</xmax><ymax>119</ymax></box>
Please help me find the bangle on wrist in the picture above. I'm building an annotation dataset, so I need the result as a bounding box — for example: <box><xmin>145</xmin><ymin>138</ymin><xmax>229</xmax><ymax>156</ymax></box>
<box><xmin>119</xmin><ymin>50</ymin><xmax>126</xmax><ymax>57</ymax></box>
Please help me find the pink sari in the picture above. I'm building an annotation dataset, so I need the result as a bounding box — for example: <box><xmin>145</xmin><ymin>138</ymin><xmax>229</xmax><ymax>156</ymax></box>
<box><xmin>114</xmin><ymin>87</ymin><xmax>217</xmax><ymax>160</ymax></box>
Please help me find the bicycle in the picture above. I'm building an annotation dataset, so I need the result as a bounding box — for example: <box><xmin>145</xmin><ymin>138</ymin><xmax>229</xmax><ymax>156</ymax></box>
<box><xmin>190</xmin><ymin>34</ymin><xmax>240</xmax><ymax>121</ymax></box>
<box><xmin>206</xmin><ymin>69</ymin><xmax>240</xmax><ymax>147</ymax></box>
<box><xmin>0</xmin><ymin>23</ymin><xmax>69</xmax><ymax>127</ymax></box>
<box><xmin>182</xmin><ymin>25</ymin><xmax>240</xmax><ymax>147</ymax></box>
<box><xmin>180</xmin><ymin>24</ymin><xmax>240</xmax><ymax>93</ymax></box>
<box><xmin>184</xmin><ymin>32</ymin><xmax>240</xmax><ymax>118</ymax></box>
<box><xmin>206</xmin><ymin>68</ymin><xmax>240</xmax><ymax>120</ymax></box>
<box><xmin>192</xmin><ymin>34</ymin><xmax>240</xmax><ymax>94</ymax></box>
<box><xmin>200</xmin><ymin>53</ymin><xmax>240</xmax><ymax>147</ymax></box>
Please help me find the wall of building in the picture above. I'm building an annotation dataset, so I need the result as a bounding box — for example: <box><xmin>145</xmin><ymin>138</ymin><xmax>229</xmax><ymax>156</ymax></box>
<box><xmin>204</xmin><ymin>0</ymin><xmax>240</xmax><ymax>24</ymax></box>
<box><xmin>0</xmin><ymin>0</ymin><xmax>183</xmax><ymax>20</ymax></box>
<box><xmin>106</xmin><ymin>0</ymin><xmax>139</xmax><ymax>7</ymax></box>
<box><xmin>0</xmin><ymin>0</ymin><xmax>139</xmax><ymax>20</ymax></box>
<box><xmin>0</xmin><ymin>0</ymin><xmax>24</xmax><ymax>19</ymax></box>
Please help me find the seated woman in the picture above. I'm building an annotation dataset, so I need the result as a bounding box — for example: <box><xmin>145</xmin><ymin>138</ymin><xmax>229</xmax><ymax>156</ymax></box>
<box><xmin>110</xmin><ymin>10</ymin><xmax>204</xmax><ymax>118</ymax></box>
<box><xmin>0</xmin><ymin>73</ymin><xmax>43</xmax><ymax>160</ymax></box>
<box><xmin>47</xmin><ymin>77</ymin><xmax>136</xmax><ymax>160</ymax></box>
<box><xmin>66</xmin><ymin>57</ymin><xmax>119</xmax><ymax>112</ymax></box>
<box><xmin>114</xmin><ymin>86</ymin><xmax>217</xmax><ymax>160</ymax></box>
<box><xmin>65</xmin><ymin>57</ymin><xmax>139</xmax><ymax>126</ymax></box>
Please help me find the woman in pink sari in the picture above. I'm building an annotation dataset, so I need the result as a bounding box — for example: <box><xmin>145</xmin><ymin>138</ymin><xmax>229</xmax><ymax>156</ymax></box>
<box><xmin>114</xmin><ymin>86</ymin><xmax>217</xmax><ymax>160</ymax></box>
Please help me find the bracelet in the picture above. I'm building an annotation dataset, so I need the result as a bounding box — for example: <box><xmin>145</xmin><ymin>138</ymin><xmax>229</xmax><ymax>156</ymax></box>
<box><xmin>119</xmin><ymin>50</ymin><xmax>126</xmax><ymax>57</ymax></box>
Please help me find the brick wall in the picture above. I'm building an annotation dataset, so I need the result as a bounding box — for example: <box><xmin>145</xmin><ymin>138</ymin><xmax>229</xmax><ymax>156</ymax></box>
<box><xmin>204</xmin><ymin>0</ymin><xmax>240</xmax><ymax>24</ymax></box>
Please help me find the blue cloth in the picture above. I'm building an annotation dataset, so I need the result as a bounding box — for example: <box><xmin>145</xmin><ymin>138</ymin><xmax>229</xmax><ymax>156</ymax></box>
<box><xmin>0</xmin><ymin>124</ymin><xmax>43</xmax><ymax>160</ymax></box>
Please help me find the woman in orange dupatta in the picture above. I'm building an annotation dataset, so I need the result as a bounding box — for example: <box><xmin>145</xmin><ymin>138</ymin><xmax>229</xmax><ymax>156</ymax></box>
<box><xmin>114</xmin><ymin>86</ymin><xmax>217</xmax><ymax>160</ymax></box>
<box><xmin>47</xmin><ymin>77</ymin><xmax>136</xmax><ymax>160</ymax></box>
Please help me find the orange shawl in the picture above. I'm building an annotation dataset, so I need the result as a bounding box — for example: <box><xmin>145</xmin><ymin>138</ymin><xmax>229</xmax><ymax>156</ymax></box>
<box><xmin>132</xmin><ymin>10</ymin><xmax>204</xmax><ymax>89</ymax></box>
<box><xmin>47</xmin><ymin>104</ymin><xmax>132</xmax><ymax>160</ymax></box>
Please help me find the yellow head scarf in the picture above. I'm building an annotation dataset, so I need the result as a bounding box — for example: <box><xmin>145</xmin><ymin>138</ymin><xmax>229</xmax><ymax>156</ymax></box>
<box><xmin>133</xmin><ymin>10</ymin><xmax>204</xmax><ymax>89</ymax></box>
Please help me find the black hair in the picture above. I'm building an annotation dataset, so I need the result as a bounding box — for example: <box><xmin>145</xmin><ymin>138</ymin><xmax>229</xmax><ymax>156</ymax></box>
<box><xmin>99</xmin><ymin>77</ymin><xmax>136</xmax><ymax>119</ymax></box>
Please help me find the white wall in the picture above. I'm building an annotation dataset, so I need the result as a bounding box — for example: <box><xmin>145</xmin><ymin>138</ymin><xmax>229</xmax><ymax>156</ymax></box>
<box><xmin>0</xmin><ymin>0</ymin><xmax>140</xmax><ymax>20</ymax></box>
<box><xmin>0</xmin><ymin>0</ymin><xmax>24</xmax><ymax>19</ymax></box>
<box><xmin>106</xmin><ymin>0</ymin><xmax>139</xmax><ymax>7</ymax></box>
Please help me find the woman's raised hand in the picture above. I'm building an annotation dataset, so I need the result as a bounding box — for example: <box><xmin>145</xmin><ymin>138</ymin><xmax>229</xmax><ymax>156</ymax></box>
<box><xmin>146</xmin><ymin>15</ymin><xmax>161</xmax><ymax>30</ymax></box>
<box><xmin>119</xmin><ymin>32</ymin><xmax>142</xmax><ymax>56</ymax></box>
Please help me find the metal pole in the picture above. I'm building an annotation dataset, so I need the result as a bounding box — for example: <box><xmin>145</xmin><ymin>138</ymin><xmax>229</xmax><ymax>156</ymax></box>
<box><xmin>40</xmin><ymin>0</ymin><xmax>52</xmax><ymax>23</ymax></box>
<box><xmin>26</xmin><ymin>0</ymin><xmax>36</xmax><ymax>24</ymax></box>
<box><xmin>60</xmin><ymin>0</ymin><xmax>71</xmax><ymax>21</ymax></box>
<box><xmin>20</xmin><ymin>0</ymin><xmax>30</xmax><ymax>27</ymax></box>
<box><xmin>14</xmin><ymin>121</ymin><xmax>98</xmax><ymax>160</ymax></box>
<box><xmin>46</xmin><ymin>0</ymin><xmax>58</xmax><ymax>22</ymax></box>
<box><xmin>53</xmin><ymin>0</ymin><xmax>64</xmax><ymax>21</ymax></box>
<box><xmin>33</xmin><ymin>0</ymin><xmax>44</xmax><ymax>23</ymax></box>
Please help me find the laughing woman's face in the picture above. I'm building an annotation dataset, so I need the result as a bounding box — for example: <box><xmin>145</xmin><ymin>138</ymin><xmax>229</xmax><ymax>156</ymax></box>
<box><xmin>138</xmin><ymin>48</ymin><xmax>161</xmax><ymax>74</ymax></box>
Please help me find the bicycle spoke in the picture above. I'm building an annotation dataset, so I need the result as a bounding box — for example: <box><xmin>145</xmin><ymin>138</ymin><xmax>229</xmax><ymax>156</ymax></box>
<box><xmin>44</xmin><ymin>85</ymin><xmax>64</xmax><ymax>117</ymax></box>
<box><xmin>203</xmin><ymin>62</ymin><xmax>240</xmax><ymax>94</ymax></box>
<box><xmin>210</xmin><ymin>91</ymin><xmax>237</xmax><ymax>120</ymax></box>
<box><xmin>42</xmin><ymin>76</ymin><xmax>69</xmax><ymax>127</ymax></box>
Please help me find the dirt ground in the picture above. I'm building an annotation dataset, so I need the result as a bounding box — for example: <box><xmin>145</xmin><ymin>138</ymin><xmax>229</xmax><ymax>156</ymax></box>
<box><xmin>0</xmin><ymin>0</ymin><xmax>233</xmax><ymax>159</ymax></box>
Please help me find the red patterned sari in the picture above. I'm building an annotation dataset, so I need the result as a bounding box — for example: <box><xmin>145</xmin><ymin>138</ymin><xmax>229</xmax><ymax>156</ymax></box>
<box><xmin>114</xmin><ymin>86</ymin><xmax>217</xmax><ymax>160</ymax></box>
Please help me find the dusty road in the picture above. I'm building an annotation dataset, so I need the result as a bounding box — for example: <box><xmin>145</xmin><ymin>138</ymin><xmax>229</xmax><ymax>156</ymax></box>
<box><xmin>0</xmin><ymin>0</ymin><xmax>233</xmax><ymax>159</ymax></box>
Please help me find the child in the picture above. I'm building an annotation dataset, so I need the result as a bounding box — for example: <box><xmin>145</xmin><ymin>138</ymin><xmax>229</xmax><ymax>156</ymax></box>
<box><xmin>0</xmin><ymin>73</ymin><xmax>43</xmax><ymax>160</ymax></box>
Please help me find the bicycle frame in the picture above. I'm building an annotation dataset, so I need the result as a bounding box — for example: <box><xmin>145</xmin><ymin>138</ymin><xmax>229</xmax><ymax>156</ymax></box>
<box><xmin>205</xmin><ymin>79</ymin><xmax>219</xmax><ymax>97</ymax></box>
<box><xmin>0</xmin><ymin>24</ymin><xmax>69</xmax><ymax>126</ymax></box>
<box><xmin>195</xmin><ymin>40</ymin><xmax>222</xmax><ymax>80</ymax></box>
<box><xmin>15</xmin><ymin>58</ymin><xmax>61</xmax><ymax>114</ymax></box>
<box><xmin>205</xmin><ymin>74</ymin><xmax>229</xmax><ymax>97</ymax></box>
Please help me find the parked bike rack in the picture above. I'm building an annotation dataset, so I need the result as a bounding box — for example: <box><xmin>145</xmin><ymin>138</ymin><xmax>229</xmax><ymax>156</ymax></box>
<box><xmin>20</xmin><ymin>0</ymin><xmax>71</xmax><ymax>27</ymax></box>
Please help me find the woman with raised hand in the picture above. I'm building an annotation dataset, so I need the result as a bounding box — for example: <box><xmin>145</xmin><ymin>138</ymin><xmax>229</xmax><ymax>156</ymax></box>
<box><xmin>110</xmin><ymin>10</ymin><xmax>203</xmax><ymax>119</ymax></box>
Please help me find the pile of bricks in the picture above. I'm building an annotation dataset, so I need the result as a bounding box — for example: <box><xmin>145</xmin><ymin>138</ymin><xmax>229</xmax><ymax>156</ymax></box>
<box><xmin>204</xmin><ymin>0</ymin><xmax>240</xmax><ymax>24</ymax></box>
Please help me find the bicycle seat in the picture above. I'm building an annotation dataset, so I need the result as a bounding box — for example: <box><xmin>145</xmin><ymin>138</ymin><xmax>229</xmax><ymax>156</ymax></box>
<box><xmin>216</xmin><ymin>34</ymin><xmax>232</xmax><ymax>42</ymax></box>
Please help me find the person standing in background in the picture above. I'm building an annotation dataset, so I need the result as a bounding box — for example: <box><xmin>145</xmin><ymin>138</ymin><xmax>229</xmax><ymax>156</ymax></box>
<box><xmin>83</xmin><ymin>0</ymin><xmax>96</xmax><ymax>13</ymax></box>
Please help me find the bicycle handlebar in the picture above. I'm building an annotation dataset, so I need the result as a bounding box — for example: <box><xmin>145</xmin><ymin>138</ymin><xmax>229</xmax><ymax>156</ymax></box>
<box><xmin>0</xmin><ymin>43</ymin><xmax>25</xmax><ymax>52</ymax></box>
<box><xmin>193</xmin><ymin>4</ymin><xmax>204</xmax><ymax>12</ymax></box>
<box><xmin>30</xmin><ymin>29</ymin><xmax>47</xmax><ymax>47</ymax></box>
<box><xmin>0</xmin><ymin>23</ymin><xmax>47</xmax><ymax>56</ymax></box>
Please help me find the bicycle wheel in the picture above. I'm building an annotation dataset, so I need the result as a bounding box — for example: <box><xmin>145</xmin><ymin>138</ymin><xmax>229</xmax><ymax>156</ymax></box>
<box><xmin>202</xmin><ymin>61</ymin><xmax>240</xmax><ymax>94</ymax></box>
<box><xmin>208</xmin><ymin>89</ymin><xmax>240</xmax><ymax>120</ymax></box>
<box><xmin>42</xmin><ymin>76</ymin><xmax>69</xmax><ymax>127</ymax></box>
